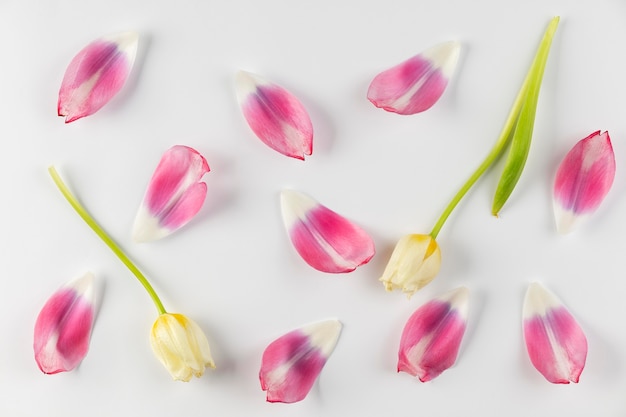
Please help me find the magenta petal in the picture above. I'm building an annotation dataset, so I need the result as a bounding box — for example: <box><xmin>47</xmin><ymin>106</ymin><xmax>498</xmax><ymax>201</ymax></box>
<box><xmin>235</xmin><ymin>71</ymin><xmax>313</xmax><ymax>160</ymax></box>
<box><xmin>523</xmin><ymin>282</ymin><xmax>587</xmax><ymax>384</ymax></box>
<box><xmin>367</xmin><ymin>41</ymin><xmax>460</xmax><ymax>115</ymax></box>
<box><xmin>398</xmin><ymin>287</ymin><xmax>469</xmax><ymax>382</ymax></box>
<box><xmin>280</xmin><ymin>190</ymin><xmax>375</xmax><ymax>273</ymax></box>
<box><xmin>260</xmin><ymin>319</ymin><xmax>342</xmax><ymax>403</ymax></box>
<box><xmin>34</xmin><ymin>273</ymin><xmax>96</xmax><ymax>374</ymax></box>
<box><xmin>132</xmin><ymin>145</ymin><xmax>210</xmax><ymax>242</ymax></box>
<box><xmin>58</xmin><ymin>32</ymin><xmax>138</xmax><ymax>123</ymax></box>
<box><xmin>553</xmin><ymin>130</ymin><xmax>615</xmax><ymax>233</ymax></box>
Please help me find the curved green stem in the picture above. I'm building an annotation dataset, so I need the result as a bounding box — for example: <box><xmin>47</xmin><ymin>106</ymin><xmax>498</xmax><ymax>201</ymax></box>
<box><xmin>49</xmin><ymin>166</ymin><xmax>167</xmax><ymax>315</ymax></box>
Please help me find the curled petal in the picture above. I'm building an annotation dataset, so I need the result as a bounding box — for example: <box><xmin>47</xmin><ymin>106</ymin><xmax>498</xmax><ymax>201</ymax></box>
<box><xmin>523</xmin><ymin>282</ymin><xmax>587</xmax><ymax>383</ymax></box>
<box><xmin>398</xmin><ymin>287</ymin><xmax>469</xmax><ymax>381</ymax></box>
<box><xmin>235</xmin><ymin>71</ymin><xmax>313</xmax><ymax>160</ymax></box>
<box><xmin>380</xmin><ymin>234</ymin><xmax>441</xmax><ymax>297</ymax></box>
<box><xmin>34</xmin><ymin>273</ymin><xmax>96</xmax><ymax>374</ymax></box>
<box><xmin>150</xmin><ymin>313</ymin><xmax>215</xmax><ymax>381</ymax></box>
<box><xmin>260</xmin><ymin>319</ymin><xmax>342</xmax><ymax>403</ymax></box>
<box><xmin>367</xmin><ymin>41</ymin><xmax>460</xmax><ymax>115</ymax></box>
<box><xmin>280</xmin><ymin>190</ymin><xmax>375</xmax><ymax>273</ymax></box>
<box><xmin>133</xmin><ymin>145</ymin><xmax>210</xmax><ymax>242</ymax></box>
<box><xmin>553</xmin><ymin>130</ymin><xmax>615</xmax><ymax>234</ymax></box>
<box><xmin>58</xmin><ymin>32</ymin><xmax>138</xmax><ymax>123</ymax></box>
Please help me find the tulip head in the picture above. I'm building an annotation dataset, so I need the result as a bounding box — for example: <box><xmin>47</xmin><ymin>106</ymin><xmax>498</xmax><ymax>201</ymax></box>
<box><xmin>150</xmin><ymin>313</ymin><xmax>215</xmax><ymax>382</ymax></box>
<box><xmin>380</xmin><ymin>234</ymin><xmax>441</xmax><ymax>297</ymax></box>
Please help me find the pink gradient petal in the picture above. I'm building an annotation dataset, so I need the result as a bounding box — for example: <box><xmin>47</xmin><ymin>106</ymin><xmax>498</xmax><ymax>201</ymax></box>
<box><xmin>235</xmin><ymin>71</ymin><xmax>313</xmax><ymax>160</ymax></box>
<box><xmin>367</xmin><ymin>41</ymin><xmax>460</xmax><ymax>115</ymax></box>
<box><xmin>133</xmin><ymin>145</ymin><xmax>210</xmax><ymax>242</ymax></box>
<box><xmin>398</xmin><ymin>287</ymin><xmax>469</xmax><ymax>381</ymax></box>
<box><xmin>523</xmin><ymin>282</ymin><xmax>588</xmax><ymax>383</ymax></box>
<box><xmin>34</xmin><ymin>273</ymin><xmax>95</xmax><ymax>374</ymax></box>
<box><xmin>260</xmin><ymin>320</ymin><xmax>341</xmax><ymax>403</ymax></box>
<box><xmin>280</xmin><ymin>190</ymin><xmax>375</xmax><ymax>273</ymax></box>
<box><xmin>58</xmin><ymin>32</ymin><xmax>138</xmax><ymax>123</ymax></box>
<box><xmin>553</xmin><ymin>131</ymin><xmax>615</xmax><ymax>233</ymax></box>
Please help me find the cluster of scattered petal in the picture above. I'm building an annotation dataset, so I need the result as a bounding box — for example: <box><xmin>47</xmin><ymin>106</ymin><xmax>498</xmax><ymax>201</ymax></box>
<box><xmin>235</xmin><ymin>71</ymin><xmax>313</xmax><ymax>160</ymax></box>
<box><xmin>34</xmin><ymin>273</ymin><xmax>96</xmax><ymax>374</ymax></box>
<box><xmin>58</xmin><ymin>32</ymin><xmax>138</xmax><ymax>123</ymax></box>
<box><xmin>523</xmin><ymin>282</ymin><xmax>587</xmax><ymax>384</ymax></box>
<box><xmin>553</xmin><ymin>130</ymin><xmax>615</xmax><ymax>234</ymax></box>
<box><xmin>379</xmin><ymin>234</ymin><xmax>441</xmax><ymax>297</ymax></box>
<box><xmin>398</xmin><ymin>287</ymin><xmax>469</xmax><ymax>381</ymax></box>
<box><xmin>150</xmin><ymin>313</ymin><xmax>215</xmax><ymax>381</ymax></box>
<box><xmin>133</xmin><ymin>145</ymin><xmax>210</xmax><ymax>242</ymax></box>
<box><xmin>260</xmin><ymin>319</ymin><xmax>342</xmax><ymax>403</ymax></box>
<box><xmin>280</xmin><ymin>190</ymin><xmax>375</xmax><ymax>273</ymax></box>
<box><xmin>367</xmin><ymin>41</ymin><xmax>460</xmax><ymax>115</ymax></box>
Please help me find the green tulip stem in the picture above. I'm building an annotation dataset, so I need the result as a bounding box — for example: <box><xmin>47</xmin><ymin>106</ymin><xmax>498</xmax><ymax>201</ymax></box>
<box><xmin>49</xmin><ymin>166</ymin><xmax>167</xmax><ymax>315</ymax></box>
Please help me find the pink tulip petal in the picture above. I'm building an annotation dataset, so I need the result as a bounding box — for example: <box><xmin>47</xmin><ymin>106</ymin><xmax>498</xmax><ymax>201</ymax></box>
<box><xmin>398</xmin><ymin>287</ymin><xmax>469</xmax><ymax>382</ymax></box>
<box><xmin>235</xmin><ymin>71</ymin><xmax>313</xmax><ymax>160</ymax></box>
<box><xmin>58</xmin><ymin>32</ymin><xmax>138</xmax><ymax>123</ymax></box>
<box><xmin>133</xmin><ymin>145</ymin><xmax>210</xmax><ymax>242</ymax></box>
<box><xmin>553</xmin><ymin>130</ymin><xmax>615</xmax><ymax>233</ymax></box>
<box><xmin>523</xmin><ymin>282</ymin><xmax>587</xmax><ymax>383</ymax></box>
<box><xmin>34</xmin><ymin>273</ymin><xmax>96</xmax><ymax>374</ymax></box>
<box><xmin>280</xmin><ymin>190</ymin><xmax>375</xmax><ymax>273</ymax></box>
<box><xmin>367</xmin><ymin>41</ymin><xmax>460</xmax><ymax>115</ymax></box>
<box><xmin>260</xmin><ymin>319</ymin><xmax>342</xmax><ymax>403</ymax></box>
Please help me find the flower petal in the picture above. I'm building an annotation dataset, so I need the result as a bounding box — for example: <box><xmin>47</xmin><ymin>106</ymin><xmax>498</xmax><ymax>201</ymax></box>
<box><xmin>150</xmin><ymin>313</ymin><xmax>215</xmax><ymax>382</ymax></box>
<box><xmin>58</xmin><ymin>32</ymin><xmax>138</xmax><ymax>123</ymax></box>
<box><xmin>523</xmin><ymin>282</ymin><xmax>587</xmax><ymax>383</ymax></box>
<box><xmin>132</xmin><ymin>145</ymin><xmax>210</xmax><ymax>242</ymax></box>
<box><xmin>280</xmin><ymin>190</ymin><xmax>375</xmax><ymax>273</ymax></box>
<box><xmin>260</xmin><ymin>319</ymin><xmax>342</xmax><ymax>403</ymax></box>
<box><xmin>398</xmin><ymin>287</ymin><xmax>469</xmax><ymax>381</ymax></box>
<box><xmin>367</xmin><ymin>41</ymin><xmax>460</xmax><ymax>115</ymax></box>
<box><xmin>34</xmin><ymin>273</ymin><xmax>96</xmax><ymax>374</ymax></box>
<box><xmin>553</xmin><ymin>130</ymin><xmax>615</xmax><ymax>234</ymax></box>
<box><xmin>235</xmin><ymin>71</ymin><xmax>313</xmax><ymax>160</ymax></box>
<box><xmin>380</xmin><ymin>234</ymin><xmax>441</xmax><ymax>297</ymax></box>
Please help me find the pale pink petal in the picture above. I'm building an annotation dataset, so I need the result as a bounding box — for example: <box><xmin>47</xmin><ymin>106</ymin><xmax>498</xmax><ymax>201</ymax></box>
<box><xmin>523</xmin><ymin>282</ymin><xmax>587</xmax><ymax>383</ymax></box>
<box><xmin>398</xmin><ymin>287</ymin><xmax>469</xmax><ymax>381</ymax></box>
<box><xmin>133</xmin><ymin>145</ymin><xmax>210</xmax><ymax>242</ymax></box>
<box><xmin>367</xmin><ymin>41</ymin><xmax>460</xmax><ymax>115</ymax></box>
<box><xmin>280</xmin><ymin>190</ymin><xmax>375</xmax><ymax>273</ymax></box>
<box><xmin>58</xmin><ymin>32</ymin><xmax>138</xmax><ymax>123</ymax></box>
<box><xmin>235</xmin><ymin>71</ymin><xmax>313</xmax><ymax>160</ymax></box>
<box><xmin>553</xmin><ymin>130</ymin><xmax>615</xmax><ymax>233</ymax></box>
<box><xmin>34</xmin><ymin>273</ymin><xmax>96</xmax><ymax>374</ymax></box>
<box><xmin>260</xmin><ymin>319</ymin><xmax>342</xmax><ymax>403</ymax></box>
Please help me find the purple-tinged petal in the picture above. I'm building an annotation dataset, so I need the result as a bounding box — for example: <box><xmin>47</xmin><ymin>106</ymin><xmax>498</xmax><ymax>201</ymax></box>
<box><xmin>34</xmin><ymin>273</ymin><xmax>96</xmax><ymax>374</ymax></box>
<box><xmin>58</xmin><ymin>32</ymin><xmax>138</xmax><ymax>123</ymax></box>
<box><xmin>133</xmin><ymin>145</ymin><xmax>210</xmax><ymax>242</ymax></box>
<box><xmin>235</xmin><ymin>71</ymin><xmax>313</xmax><ymax>160</ymax></box>
<box><xmin>553</xmin><ymin>130</ymin><xmax>615</xmax><ymax>233</ymax></box>
<box><xmin>523</xmin><ymin>282</ymin><xmax>587</xmax><ymax>384</ymax></box>
<box><xmin>260</xmin><ymin>319</ymin><xmax>342</xmax><ymax>403</ymax></box>
<box><xmin>398</xmin><ymin>287</ymin><xmax>468</xmax><ymax>382</ymax></box>
<box><xmin>367</xmin><ymin>41</ymin><xmax>460</xmax><ymax>115</ymax></box>
<box><xmin>280</xmin><ymin>190</ymin><xmax>375</xmax><ymax>273</ymax></box>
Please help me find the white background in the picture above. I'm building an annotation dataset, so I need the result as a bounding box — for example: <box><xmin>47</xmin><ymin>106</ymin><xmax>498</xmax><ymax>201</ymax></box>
<box><xmin>1</xmin><ymin>0</ymin><xmax>625</xmax><ymax>416</ymax></box>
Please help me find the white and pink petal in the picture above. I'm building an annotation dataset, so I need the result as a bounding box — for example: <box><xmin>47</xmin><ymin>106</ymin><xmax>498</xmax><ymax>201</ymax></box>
<box><xmin>280</xmin><ymin>190</ymin><xmax>375</xmax><ymax>273</ymax></box>
<box><xmin>132</xmin><ymin>145</ymin><xmax>210</xmax><ymax>242</ymax></box>
<box><xmin>523</xmin><ymin>282</ymin><xmax>587</xmax><ymax>384</ymax></box>
<box><xmin>367</xmin><ymin>41</ymin><xmax>460</xmax><ymax>115</ymax></box>
<box><xmin>34</xmin><ymin>272</ymin><xmax>96</xmax><ymax>374</ymax></box>
<box><xmin>260</xmin><ymin>319</ymin><xmax>342</xmax><ymax>403</ymax></box>
<box><xmin>58</xmin><ymin>32</ymin><xmax>138</xmax><ymax>123</ymax></box>
<box><xmin>397</xmin><ymin>287</ymin><xmax>469</xmax><ymax>382</ymax></box>
<box><xmin>235</xmin><ymin>71</ymin><xmax>313</xmax><ymax>160</ymax></box>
